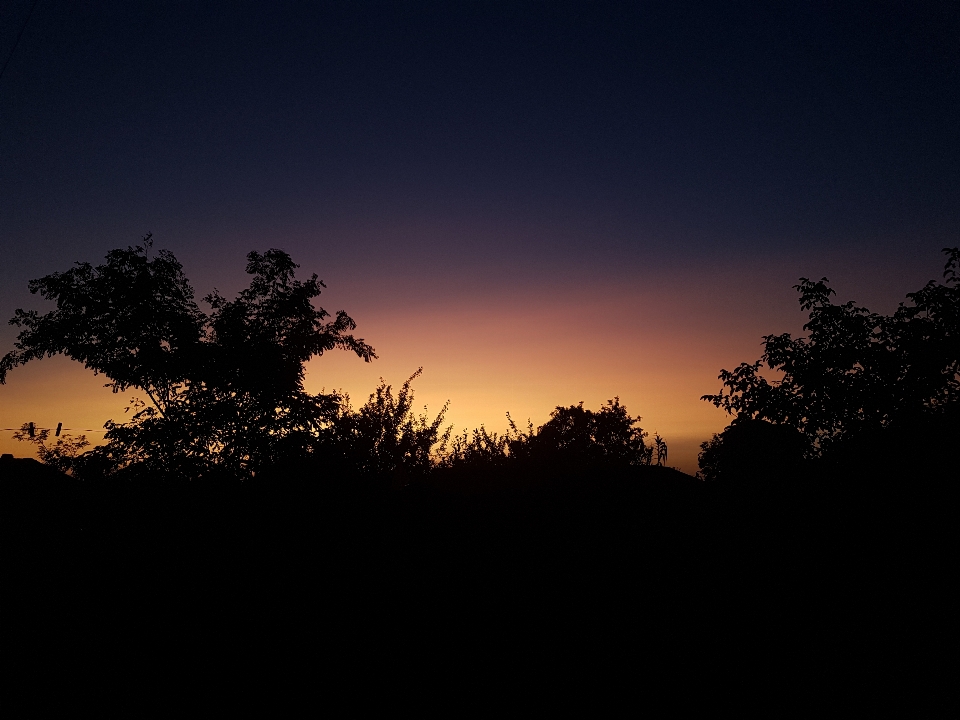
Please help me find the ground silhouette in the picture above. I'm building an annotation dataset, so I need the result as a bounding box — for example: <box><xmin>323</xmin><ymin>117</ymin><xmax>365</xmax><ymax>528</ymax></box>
<box><xmin>1</xmin><ymin>243</ymin><xmax>954</xmax><ymax>703</ymax></box>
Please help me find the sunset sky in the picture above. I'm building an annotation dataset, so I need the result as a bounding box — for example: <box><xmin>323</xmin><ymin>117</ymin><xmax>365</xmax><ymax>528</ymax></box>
<box><xmin>1</xmin><ymin>2</ymin><xmax>957</xmax><ymax>473</ymax></box>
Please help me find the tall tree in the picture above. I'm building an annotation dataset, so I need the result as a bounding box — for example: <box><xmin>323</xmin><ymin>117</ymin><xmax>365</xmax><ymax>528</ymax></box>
<box><xmin>1</xmin><ymin>236</ymin><xmax>375</xmax><ymax>478</ymax></box>
<box><xmin>702</xmin><ymin>247</ymin><xmax>960</xmax><ymax>456</ymax></box>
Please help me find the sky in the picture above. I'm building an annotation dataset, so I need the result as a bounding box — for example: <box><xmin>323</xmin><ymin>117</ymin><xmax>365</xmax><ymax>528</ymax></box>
<box><xmin>1</xmin><ymin>1</ymin><xmax>958</xmax><ymax>474</ymax></box>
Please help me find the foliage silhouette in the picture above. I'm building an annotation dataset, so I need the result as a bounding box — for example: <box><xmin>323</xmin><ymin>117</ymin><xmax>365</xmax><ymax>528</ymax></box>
<box><xmin>441</xmin><ymin>425</ymin><xmax>511</xmax><ymax>471</ymax></box>
<box><xmin>653</xmin><ymin>432</ymin><xmax>668</xmax><ymax>467</ymax></box>
<box><xmin>515</xmin><ymin>398</ymin><xmax>653</xmax><ymax>468</ymax></box>
<box><xmin>441</xmin><ymin>398</ymin><xmax>655</xmax><ymax>474</ymax></box>
<box><xmin>702</xmin><ymin>247</ymin><xmax>960</xmax><ymax>466</ymax></box>
<box><xmin>324</xmin><ymin>368</ymin><xmax>451</xmax><ymax>480</ymax></box>
<box><xmin>12</xmin><ymin>422</ymin><xmax>90</xmax><ymax>476</ymax></box>
<box><xmin>1</xmin><ymin>235</ymin><xmax>375</xmax><ymax>479</ymax></box>
<box><xmin>697</xmin><ymin>417</ymin><xmax>806</xmax><ymax>482</ymax></box>
<box><xmin>1</xmin><ymin>237</ymin><xmax>662</xmax><ymax>485</ymax></box>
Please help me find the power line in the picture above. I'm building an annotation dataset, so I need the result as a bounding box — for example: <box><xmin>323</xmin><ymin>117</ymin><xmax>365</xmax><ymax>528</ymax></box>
<box><xmin>2</xmin><ymin>427</ymin><xmax>106</xmax><ymax>432</ymax></box>
<box><xmin>0</xmin><ymin>0</ymin><xmax>41</xmax><ymax>84</ymax></box>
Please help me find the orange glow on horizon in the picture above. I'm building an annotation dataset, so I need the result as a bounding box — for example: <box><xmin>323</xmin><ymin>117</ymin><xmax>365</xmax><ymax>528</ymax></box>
<box><xmin>0</xmin><ymin>276</ymin><xmax>795</xmax><ymax>476</ymax></box>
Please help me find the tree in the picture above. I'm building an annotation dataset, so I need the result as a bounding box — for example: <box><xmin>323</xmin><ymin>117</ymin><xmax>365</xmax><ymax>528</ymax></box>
<box><xmin>326</xmin><ymin>368</ymin><xmax>451</xmax><ymax>479</ymax></box>
<box><xmin>701</xmin><ymin>247</ymin><xmax>960</xmax><ymax>458</ymax></box>
<box><xmin>1</xmin><ymin>236</ymin><xmax>376</xmax><ymax>478</ymax></box>
<box><xmin>506</xmin><ymin>398</ymin><xmax>654</xmax><ymax>468</ymax></box>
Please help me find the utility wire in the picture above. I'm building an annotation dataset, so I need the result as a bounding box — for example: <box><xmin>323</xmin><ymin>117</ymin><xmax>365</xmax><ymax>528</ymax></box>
<box><xmin>2</xmin><ymin>427</ymin><xmax>106</xmax><ymax>432</ymax></box>
<box><xmin>0</xmin><ymin>0</ymin><xmax>40</xmax><ymax>84</ymax></box>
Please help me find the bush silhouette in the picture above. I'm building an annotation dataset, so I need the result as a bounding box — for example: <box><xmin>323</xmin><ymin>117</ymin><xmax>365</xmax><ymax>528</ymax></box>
<box><xmin>441</xmin><ymin>426</ymin><xmax>511</xmax><ymax>471</ymax></box>
<box><xmin>324</xmin><ymin>368</ymin><xmax>451</xmax><ymax>481</ymax></box>
<box><xmin>514</xmin><ymin>398</ymin><xmax>653</xmax><ymax>468</ymax></box>
<box><xmin>441</xmin><ymin>398</ymin><xmax>655</xmax><ymax>474</ymax></box>
<box><xmin>697</xmin><ymin>417</ymin><xmax>806</xmax><ymax>482</ymax></box>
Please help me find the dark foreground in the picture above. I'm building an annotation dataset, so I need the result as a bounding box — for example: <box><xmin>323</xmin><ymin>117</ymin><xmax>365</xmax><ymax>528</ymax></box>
<box><xmin>2</xmin><ymin>456</ymin><xmax>951</xmax><ymax>704</ymax></box>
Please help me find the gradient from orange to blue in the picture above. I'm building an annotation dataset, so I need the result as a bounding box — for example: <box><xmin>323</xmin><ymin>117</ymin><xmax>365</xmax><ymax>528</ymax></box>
<box><xmin>1</xmin><ymin>3</ymin><xmax>957</xmax><ymax>474</ymax></box>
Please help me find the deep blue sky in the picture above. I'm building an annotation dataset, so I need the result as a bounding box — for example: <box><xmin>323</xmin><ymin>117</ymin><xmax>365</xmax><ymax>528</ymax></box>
<box><xmin>3</xmin><ymin>1</ymin><xmax>957</xmax><ymax>267</ymax></box>
<box><xmin>1</xmin><ymin>1</ymin><xmax>958</xmax><ymax>471</ymax></box>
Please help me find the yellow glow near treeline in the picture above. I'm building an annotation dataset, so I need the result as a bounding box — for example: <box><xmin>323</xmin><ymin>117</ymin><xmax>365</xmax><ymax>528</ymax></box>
<box><xmin>0</xmin><ymin>276</ymin><xmax>790</xmax><ymax>476</ymax></box>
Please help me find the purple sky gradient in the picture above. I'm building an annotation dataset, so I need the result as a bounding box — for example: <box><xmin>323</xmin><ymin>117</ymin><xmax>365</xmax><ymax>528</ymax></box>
<box><xmin>1</xmin><ymin>1</ymin><xmax>957</xmax><ymax>472</ymax></box>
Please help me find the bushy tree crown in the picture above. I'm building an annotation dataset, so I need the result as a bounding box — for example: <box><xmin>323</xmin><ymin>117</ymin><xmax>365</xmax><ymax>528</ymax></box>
<box><xmin>701</xmin><ymin>247</ymin><xmax>960</xmax><ymax>464</ymax></box>
<box><xmin>1</xmin><ymin>236</ymin><xmax>375</xmax><ymax>478</ymax></box>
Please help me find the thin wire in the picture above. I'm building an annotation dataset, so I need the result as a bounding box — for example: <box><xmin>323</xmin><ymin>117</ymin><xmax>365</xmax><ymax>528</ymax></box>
<box><xmin>0</xmin><ymin>0</ymin><xmax>41</xmax><ymax>84</ymax></box>
<box><xmin>2</xmin><ymin>428</ymin><xmax>106</xmax><ymax>432</ymax></box>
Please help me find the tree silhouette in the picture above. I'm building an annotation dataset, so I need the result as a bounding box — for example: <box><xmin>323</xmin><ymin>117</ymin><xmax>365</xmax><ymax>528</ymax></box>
<box><xmin>504</xmin><ymin>398</ymin><xmax>653</xmax><ymax>469</ymax></box>
<box><xmin>0</xmin><ymin>236</ymin><xmax>375</xmax><ymax>478</ymax></box>
<box><xmin>702</xmin><ymin>247</ymin><xmax>960</xmax><ymax>458</ymax></box>
<box><xmin>12</xmin><ymin>422</ymin><xmax>91</xmax><ymax>476</ymax></box>
<box><xmin>326</xmin><ymin>368</ymin><xmax>451</xmax><ymax>479</ymax></box>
